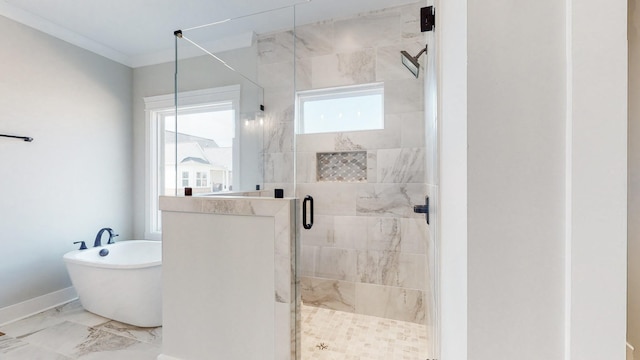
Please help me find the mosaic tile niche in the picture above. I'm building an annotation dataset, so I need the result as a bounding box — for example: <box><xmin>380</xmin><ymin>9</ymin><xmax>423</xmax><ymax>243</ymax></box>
<box><xmin>317</xmin><ymin>151</ymin><xmax>367</xmax><ymax>182</ymax></box>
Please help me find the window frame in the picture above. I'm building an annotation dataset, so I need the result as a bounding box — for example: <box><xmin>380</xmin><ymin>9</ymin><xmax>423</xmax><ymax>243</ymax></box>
<box><xmin>144</xmin><ymin>85</ymin><xmax>240</xmax><ymax>240</ymax></box>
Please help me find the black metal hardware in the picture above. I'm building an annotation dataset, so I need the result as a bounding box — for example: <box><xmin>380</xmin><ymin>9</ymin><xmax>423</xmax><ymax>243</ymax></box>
<box><xmin>421</xmin><ymin>6</ymin><xmax>435</xmax><ymax>32</ymax></box>
<box><xmin>302</xmin><ymin>195</ymin><xmax>314</xmax><ymax>230</ymax></box>
<box><xmin>94</xmin><ymin>228</ymin><xmax>118</xmax><ymax>247</ymax></box>
<box><xmin>0</xmin><ymin>134</ymin><xmax>33</xmax><ymax>142</ymax></box>
<box><xmin>413</xmin><ymin>196</ymin><xmax>430</xmax><ymax>225</ymax></box>
<box><xmin>73</xmin><ymin>241</ymin><xmax>87</xmax><ymax>250</ymax></box>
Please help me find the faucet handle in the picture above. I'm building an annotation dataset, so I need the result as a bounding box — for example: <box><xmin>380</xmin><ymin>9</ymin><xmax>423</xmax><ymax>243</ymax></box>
<box><xmin>73</xmin><ymin>241</ymin><xmax>88</xmax><ymax>250</ymax></box>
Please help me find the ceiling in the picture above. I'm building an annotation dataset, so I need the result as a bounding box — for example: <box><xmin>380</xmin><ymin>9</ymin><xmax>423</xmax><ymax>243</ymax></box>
<box><xmin>0</xmin><ymin>0</ymin><xmax>418</xmax><ymax>68</ymax></box>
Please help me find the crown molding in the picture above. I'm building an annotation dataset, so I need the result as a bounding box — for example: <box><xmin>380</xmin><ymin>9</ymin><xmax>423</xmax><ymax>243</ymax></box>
<box><xmin>0</xmin><ymin>1</ymin><xmax>132</xmax><ymax>66</ymax></box>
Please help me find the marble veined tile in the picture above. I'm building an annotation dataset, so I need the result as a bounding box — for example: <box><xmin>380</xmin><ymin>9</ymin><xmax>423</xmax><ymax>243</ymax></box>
<box><xmin>377</xmin><ymin>147</ymin><xmax>426</xmax><ymax>184</ymax></box>
<box><xmin>384</xmin><ymin>78</ymin><xmax>424</xmax><ymax>115</ymax></box>
<box><xmin>96</xmin><ymin>321</ymin><xmax>162</xmax><ymax>346</ymax></box>
<box><xmin>295</xmin><ymin>20</ymin><xmax>334</xmax><ymax>59</ymax></box>
<box><xmin>356</xmin><ymin>183</ymin><xmax>427</xmax><ymax>218</ymax></box>
<box><xmin>300</xmin><ymin>214</ymin><xmax>335</xmax><ymax>247</ymax></box>
<box><xmin>2</xmin><ymin>343</ymin><xmax>71</xmax><ymax>359</ymax></box>
<box><xmin>356</xmin><ymin>250</ymin><xmax>427</xmax><ymax>290</ymax></box>
<box><xmin>311</xmin><ymin>49</ymin><xmax>376</xmax><ymax>88</ymax></box>
<box><xmin>296</xmin><ymin>183</ymin><xmax>358</xmax><ymax>216</ymax></box>
<box><xmin>376</xmin><ymin>43</ymin><xmax>423</xmax><ymax>82</ymax></box>
<box><xmin>74</xmin><ymin>342</ymin><xmax>160</xmax><ymax>360</ymax></box>
<box><xmin>366</xmin><ymin>217</ymin><xmax>401</xmax><ymax>252</ymax></box>
<box><xmin>22</xmin><ymin>321</ymin><xmax>139</xmax><ymax>358</ymax></box>
<box><xmin>394</xmin><ymin>111</ymin><xmax>426</xmax><ymax>149</ymax></box>
<box><xmin>264</xmin><ymin>152</ymin><xmax>294</xmax><ymax>184</ymax></box>
<box><xmin>355</xmin><ymin>283</ymin><xmax>426</xmax><ymax>324</ymax></box>
<box><xmin>264</xmin><ymin>120</ymin><xmax>294</xmax><ymax>153</ymax></box>
<box><xmin>295</xmin><ymin>151</ymin><xmax>317</xmax><ymax>184</ymax></box>
<box><xmin>258</xmin><ymin>61</ymin><xmax>294</xmax><ymax>91</ymax></box>
<box><xmin>0</xmin><ymin>300</ymin><xmax>108</xmax><ymax>338</ymax></box>
<box><xmin>258</xmin><ymin>30</ymin><xmax>295</xmax><ymax>65</ymax></box>
<box><xmin>314</xmin><ymin>247</ymin><xmax>357</xmax><ymax>282</ymax></box>
<box><xmin>333</xmin><ymin>10</ymin><xmax>402</xmax><ymax>51</ymax></box>
<box><xmin>0</xmin><ymin>334</ymin><xmax>29</xmax><ymax>354</ymax></box>
<box><xmin>400</xmin><ymin>2</ymin><xmax>424</xmax><ymax>42</ymax></box>
<box><xmin>333</xmin><ymin>215</ymin><xmax>367</xmax><ymax>249</ymax></box>
<box><xmin>400</xmin><ymin>217</ymin><xmax>429</xmax><ymax>254</ymax></box>
<box><xmin>300</xmin><ymin>277</ymin><xmax>355</xmax><ymax>312</ymax></box>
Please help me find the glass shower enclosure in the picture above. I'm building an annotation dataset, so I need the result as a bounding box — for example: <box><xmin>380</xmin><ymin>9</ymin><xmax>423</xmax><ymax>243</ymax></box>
<box><xmin>170</xmin><ymin>0</ymin><xmax>438</xmax><ymax>358</ymax></box>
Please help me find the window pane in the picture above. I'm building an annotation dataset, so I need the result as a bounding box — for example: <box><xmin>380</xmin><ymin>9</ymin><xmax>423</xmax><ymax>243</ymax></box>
<box><xmin>298</xmin><ymin>83</ymin><xmax>384</xmax><ymax>134</ymax></box>
<box><xmin>163</xmin><ymin>106</ymin><xmax>235</xmax><ymax>196</ymax></box>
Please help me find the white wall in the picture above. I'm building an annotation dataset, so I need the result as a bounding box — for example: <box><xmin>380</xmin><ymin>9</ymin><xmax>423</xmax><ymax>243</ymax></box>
<box><xmin>0</xmin><ymin>15</ymin><xmax>133</xmax><ymax>313</ymax></box>
<box><xmin>629</xmin><ymin>0</ymin><xmax>640</xmax><ymax>352</ymax></box>
<box><xmin>447</xmin><ymin>0</ymin><xmax>628</xmax><ymax>359</ymax></box>
<box><xmin>467</xmin><ymin>1</ymin><xmax>566</xmax><ymax>358</ymax></box>
<box><xmin>568</xmin><ymin>0</ymin><xmax>627</xmax><ymax>358</ymax></box>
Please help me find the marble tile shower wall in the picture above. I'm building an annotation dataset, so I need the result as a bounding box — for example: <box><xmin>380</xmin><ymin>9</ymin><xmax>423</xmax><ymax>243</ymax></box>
<box><xmin>257</xmin><ymin>2</ymin><xmax>430</xmax><ymax>325</ymax></box>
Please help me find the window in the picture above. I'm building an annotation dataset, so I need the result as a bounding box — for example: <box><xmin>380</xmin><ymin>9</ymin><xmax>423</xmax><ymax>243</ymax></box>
<box><xmin>196</xmin><ymin>172</ymin><xmax>208</xmax><ymax>187</ymax></box>
<box><xmin>144</xmin><ymin>86</ymin><xmax>240</xmax><ymax>239</ymax></box>
<box><xmin>182</xmin><ymin>171</ymin><xmax>189</xmax><ymax>187</ymax></box>
<box><xmin>296</xmin><ymin>82</ymin><xmax>384</xmax><ymax>134</ymax></box>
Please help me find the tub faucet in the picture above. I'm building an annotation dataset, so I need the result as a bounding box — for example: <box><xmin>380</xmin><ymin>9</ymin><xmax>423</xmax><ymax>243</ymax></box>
<box><xmin>94</xmin><ymin>228</ymin><xmax>119</xmax><ymax>247</ymax></box>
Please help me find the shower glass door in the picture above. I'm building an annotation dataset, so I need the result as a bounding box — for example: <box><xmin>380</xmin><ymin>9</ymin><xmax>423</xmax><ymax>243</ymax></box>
<box><xmin>293</xmin><ymin>0</ymin><xmax>439</xmax><ymax>358</ymax></box>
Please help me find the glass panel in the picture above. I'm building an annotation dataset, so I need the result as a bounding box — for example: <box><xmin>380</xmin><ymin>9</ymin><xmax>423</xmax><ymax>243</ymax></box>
<box><xmin>172</xmin><ymin>6</ymin><xmax>297</xmax><ymax>360</ymax></box>
<box><xmin>294</xmin><ymin>0</ymin><xmax>438</xmax><ymax>359</ymax></box>
<box><xmin>173</xmin><ymin>17</ymin><xmax>270</xmax><ymax>195</ymax></box>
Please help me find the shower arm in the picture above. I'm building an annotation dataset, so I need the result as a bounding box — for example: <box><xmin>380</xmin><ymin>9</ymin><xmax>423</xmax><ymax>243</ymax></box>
<box><xmin>413</xmin><ymin>46</ymin><xmax>428</xmax><ymax>60</ymax></box>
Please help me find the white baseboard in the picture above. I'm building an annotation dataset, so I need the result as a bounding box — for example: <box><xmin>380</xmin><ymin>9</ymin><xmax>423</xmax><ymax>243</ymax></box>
<box><xmin>0</xmin><ymin>286</ymin><xmax>77</xmax><ymax>326</ymax></box>
<box><xmin>628</xmin><ymin>342</ymin><xmax>635</xmax><ymax>360</ymax></box>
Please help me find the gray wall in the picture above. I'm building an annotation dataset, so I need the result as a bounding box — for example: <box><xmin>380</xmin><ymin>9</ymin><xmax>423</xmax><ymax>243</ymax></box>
<box><xmin>0</xmin><ymin>15</ymin><xmax>133</xmax><ymax>308</ymax></box>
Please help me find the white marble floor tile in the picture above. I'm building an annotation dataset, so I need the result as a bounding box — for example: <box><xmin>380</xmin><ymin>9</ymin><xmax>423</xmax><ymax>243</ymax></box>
<box><xmin>0</xmin><ymin>334</ymin><xmax>29</xmax><ymax>354</ymax></box>
<box><xmin>0</xmin><ymin>300</ymin><xmax>108</xmax><ymax>338</ymax></box>
<box><xmin>2</xmin><ymin>343</ymin><xmax>72</xmax><ymax>359</ymax></box>
<box><xmin>96</xmin><ymin>320</ymin><xmax>162</xmax><ymax>346</ymax></box>
<box><xmin>0</xmin><ymin>302</ymin><xmax>162</xmax><ymax>360</ymax></box>
<box><xmin>74</xmin><ymin>341</ymin><xmax>161</xmax><ymax>360</ymax></box>
<box><xmin>21</xmin><ymin>321</ymin><xmax>138</xmax><ymax>358</ymax></box>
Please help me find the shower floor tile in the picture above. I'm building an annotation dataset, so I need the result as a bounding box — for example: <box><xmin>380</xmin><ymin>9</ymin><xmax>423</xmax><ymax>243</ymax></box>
<box><xmin>301</xmin><ymin>305</ymin><xmax>429</xmax><ymax>360</ymax></box>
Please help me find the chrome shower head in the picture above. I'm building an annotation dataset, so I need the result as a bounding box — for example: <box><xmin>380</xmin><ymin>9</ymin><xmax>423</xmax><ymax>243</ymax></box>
<box><xmin>401</xmin><ymin>45</ymin><xmax>428</xmax><ymax>78</ymax></box>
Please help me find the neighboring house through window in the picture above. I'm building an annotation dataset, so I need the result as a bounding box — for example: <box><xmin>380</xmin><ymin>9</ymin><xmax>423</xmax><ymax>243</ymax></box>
<box><xmin>144</xmin><ymin>86</ymin><xmax>240</xmax><ymax>239</ymax></box>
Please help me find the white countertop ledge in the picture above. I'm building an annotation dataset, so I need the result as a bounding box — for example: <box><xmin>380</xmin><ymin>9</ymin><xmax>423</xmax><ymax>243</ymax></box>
<box><xmin>159</xmin><ymin>195</ymin><xmax>296</xmax><ymax>217</ymax></box>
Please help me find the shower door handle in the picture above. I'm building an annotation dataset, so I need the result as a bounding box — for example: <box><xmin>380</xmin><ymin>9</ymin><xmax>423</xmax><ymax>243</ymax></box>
<box><xmin>302</xmin><ymin>195</ymin><xmax>314</xmax><ymax>230</ymax></box>
<box><xmin>413</xmin><ymin>196</ymin><xmax>429</xmax><ymax>225</ymax></box>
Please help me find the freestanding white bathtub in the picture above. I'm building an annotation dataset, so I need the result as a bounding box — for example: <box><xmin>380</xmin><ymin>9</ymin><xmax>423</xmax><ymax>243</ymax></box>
<box><xmin>63</xmin><ymin>240</ymin><xmax>162</xmax><ymax>327</ymax></box>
